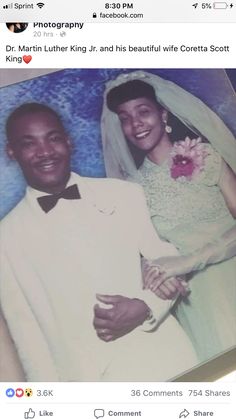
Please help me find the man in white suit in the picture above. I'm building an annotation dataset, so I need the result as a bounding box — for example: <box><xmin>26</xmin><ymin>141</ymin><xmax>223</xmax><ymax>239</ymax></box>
<box><xmin>0</xmin><ymin>103</ymin><xmax>196</xmax><ymax>382</ymax></box>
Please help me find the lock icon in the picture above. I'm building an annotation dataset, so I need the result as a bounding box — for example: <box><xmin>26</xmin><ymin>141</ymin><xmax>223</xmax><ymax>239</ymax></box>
<box><xmin>93</xmin><ymin>12</ymin><xmax>97</xmax><ymax>18</ymax></box>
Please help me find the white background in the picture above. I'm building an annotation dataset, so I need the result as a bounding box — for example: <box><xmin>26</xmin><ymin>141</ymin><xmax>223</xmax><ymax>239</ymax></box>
<box><xmin>0</xmin><ymin>23</ymin><xmax>236</xmax><ymax>68</ymax></box>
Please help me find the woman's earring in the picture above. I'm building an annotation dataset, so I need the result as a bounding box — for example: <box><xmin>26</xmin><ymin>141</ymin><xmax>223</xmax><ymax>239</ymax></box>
<box><xmin>165</xmin><ymin>124</ymin><xmax>172</xmax><ymax>134</ymax></box>
<box><xmin>163</xmin><ymin>119</ymin><xmax>172</xmax><ymax>134</ymax></box>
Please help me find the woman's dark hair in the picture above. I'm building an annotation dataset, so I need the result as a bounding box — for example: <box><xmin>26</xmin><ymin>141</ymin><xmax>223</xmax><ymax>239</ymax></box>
<box><xmin>107</xmin><ymin>79</ymin><xmax>199</xmax><ymax>168</ymax></box>
<box><xmin>107</xmin><ymin>79</ymin><xmax>162</xmax><ymax>112</ymax></box>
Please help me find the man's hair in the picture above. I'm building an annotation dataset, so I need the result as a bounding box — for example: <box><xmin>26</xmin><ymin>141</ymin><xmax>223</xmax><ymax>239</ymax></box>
<box><xmin>106</xmin><ymin>79</ymin><xmax>162</xmax><ymax>113</ymax></box>
<box><xmin>6</xmin><ymin>102</ymin><xmax>64</xmax><ymax>142</ymax></box>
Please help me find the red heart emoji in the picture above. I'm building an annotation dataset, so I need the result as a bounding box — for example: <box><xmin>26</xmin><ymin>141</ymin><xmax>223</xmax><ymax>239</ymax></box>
<box><xmin>16</xmin><ymin>388</ymin><xmax>24</xmax><ymax>397</ymax></box>
<box><xmin>23</xmin><ymin>55</ymin><xmax>32</xmax><ymax>64</ymax></box>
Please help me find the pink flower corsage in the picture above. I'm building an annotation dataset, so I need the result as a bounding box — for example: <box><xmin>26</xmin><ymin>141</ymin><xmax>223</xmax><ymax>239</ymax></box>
<box><xmin>170</xmin><ymin>137</ymin><xmax>209</xmax><ymax>181</ymax></box>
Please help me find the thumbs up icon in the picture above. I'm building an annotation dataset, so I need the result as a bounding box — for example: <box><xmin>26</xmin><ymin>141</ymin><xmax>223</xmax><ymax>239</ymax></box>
<box><xmin>24</xmin><ymin>408</ymin><xmax>36</xmax><ymax>419</ymax></box>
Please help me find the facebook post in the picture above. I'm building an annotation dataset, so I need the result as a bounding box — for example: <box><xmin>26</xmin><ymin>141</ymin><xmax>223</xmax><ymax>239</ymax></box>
<box><xmin>0</xmin><ymin>1</ymin><xmax>235</xmax><ymax>418</ymax></box>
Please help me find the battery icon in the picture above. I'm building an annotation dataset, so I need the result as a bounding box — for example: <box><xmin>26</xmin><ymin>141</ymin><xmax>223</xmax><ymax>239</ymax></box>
<box><xmin>213</xmin><ymin>2</ymin><xmax>228</xmax><ymax>8</ymax></box>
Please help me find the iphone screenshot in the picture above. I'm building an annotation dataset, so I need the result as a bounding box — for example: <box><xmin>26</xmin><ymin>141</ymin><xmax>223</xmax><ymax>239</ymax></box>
<box><xmin>0</xmin><ymin>1</ymin><xmax>235</xmax><ymax>418</ymax></box>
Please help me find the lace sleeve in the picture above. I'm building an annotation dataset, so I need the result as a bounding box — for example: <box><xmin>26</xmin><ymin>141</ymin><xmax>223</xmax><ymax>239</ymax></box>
<box><xmin>197</xmin><ymin>144</ymin><xmax>222</xmax><ymax>186</ymax></box>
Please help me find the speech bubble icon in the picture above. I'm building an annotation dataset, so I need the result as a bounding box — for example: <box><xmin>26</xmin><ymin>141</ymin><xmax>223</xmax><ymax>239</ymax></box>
<box><xmin>94</xmin><ymin>409</ymin><xmax>105</xmax><ymax>419</ymax></box>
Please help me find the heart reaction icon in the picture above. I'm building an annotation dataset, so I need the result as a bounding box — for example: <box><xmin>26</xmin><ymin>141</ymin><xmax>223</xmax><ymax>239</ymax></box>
<box><xmin>23</xmin><ymin>55</ymin><xmax>32</xmax><ymax>64</ymax></box>
<box><xmin>15</xmin><ymin>388</ymin><xmax>24</xmax><ymax>397</ymax></box>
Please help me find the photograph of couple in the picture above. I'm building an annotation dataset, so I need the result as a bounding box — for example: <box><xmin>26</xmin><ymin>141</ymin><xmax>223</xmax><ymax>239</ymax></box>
<box><xmin>0</xmin><ymin>69</ymin><xmax>235</xmax><ymax>382</ymax></box>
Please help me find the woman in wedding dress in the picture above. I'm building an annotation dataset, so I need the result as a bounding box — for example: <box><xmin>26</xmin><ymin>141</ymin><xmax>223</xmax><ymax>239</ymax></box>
<box><xmin>102</xmin><ymin>71</ymin><xmax>236</xmax><ymax>362</ymax></box>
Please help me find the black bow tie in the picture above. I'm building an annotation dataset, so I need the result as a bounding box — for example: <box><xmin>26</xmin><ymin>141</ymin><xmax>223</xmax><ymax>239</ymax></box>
<box><xmin>37</xmin><ymin>184</ymin><xmax>81</xmax><ymax>213</ymax></box>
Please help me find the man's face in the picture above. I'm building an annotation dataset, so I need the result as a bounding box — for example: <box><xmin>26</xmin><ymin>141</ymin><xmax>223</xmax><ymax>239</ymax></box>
<box><xmin>7</xmin><ymin>111</ymin><xmax>71</xmax><ymax>194</ymax></box>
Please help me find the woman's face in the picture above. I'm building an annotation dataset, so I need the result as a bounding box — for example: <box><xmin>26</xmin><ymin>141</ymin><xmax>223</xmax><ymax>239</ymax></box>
<box><xmin>117</xmin><ymin>97</ymin><xmax>167</xmax><ymax>151</ymax></box>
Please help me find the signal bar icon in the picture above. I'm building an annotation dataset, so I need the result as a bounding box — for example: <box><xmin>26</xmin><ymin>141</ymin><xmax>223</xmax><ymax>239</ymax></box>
<box><xmin>3</xmin><ymin>3</ymin><xmax>13</xmax><ymax>8</ymax></box>
<box><xmin>37</xmin><ymin>2</ymin><xmax>45</xmax><ymax>8</ymax></box>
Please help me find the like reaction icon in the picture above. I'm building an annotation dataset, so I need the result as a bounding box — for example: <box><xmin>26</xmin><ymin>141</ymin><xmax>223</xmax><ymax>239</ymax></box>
<box><xmin>24</xmin><ymin>408</ymin><xmax>36</xmax><ymax>419</ymax></box>
<box><xmin>6</xmin><ymin>388</ymin><xmax>15</xmax><ymax>397</ymax></box>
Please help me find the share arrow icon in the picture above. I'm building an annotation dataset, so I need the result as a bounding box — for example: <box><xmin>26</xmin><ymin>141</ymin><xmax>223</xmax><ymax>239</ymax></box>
<box><xmin>179</xmin><ymin>409</ymin><xmax>190</xmax><ymax>418</ymax></box>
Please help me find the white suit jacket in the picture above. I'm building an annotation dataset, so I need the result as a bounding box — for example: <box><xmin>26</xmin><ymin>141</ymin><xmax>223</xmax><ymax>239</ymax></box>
<box><xmin>0</xmin><ymin>173</ymin><xmax>195</xmax><ymax>381</ymax></box>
